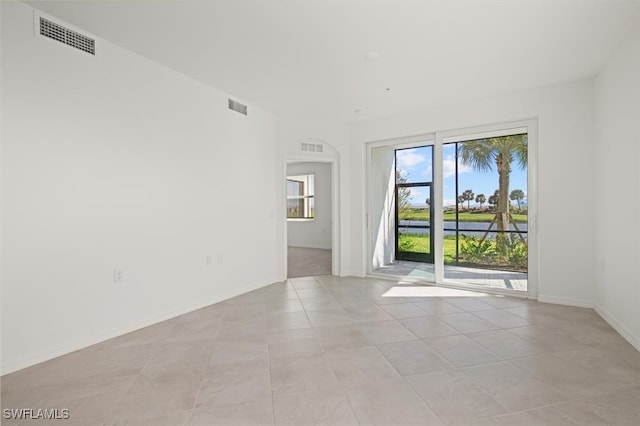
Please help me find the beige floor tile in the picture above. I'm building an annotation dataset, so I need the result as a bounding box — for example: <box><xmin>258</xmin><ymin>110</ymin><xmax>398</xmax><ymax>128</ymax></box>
<box><xmin>222</xmin><ymin>303</ymin><xmax>267</xmax><ymax>322</ymax></box>
<box><xmin>3</xmin><ymin>276</ymin><xmax>639</xmax><ymax>426</ymax></box>
<box><xmin>209</xmin><ymin>339</ymin><xmax>269</xmax><ymax>365</ymax></box>
<box><xmin>143</xmin><ymin>339</ymin><xmax>214</xmax><ymax>376</ymax></box>
<box><xmin>492</xmin><ymin>387</ymin><xmax>640</xmax><ymax>426</ymax></box>
<box><xmin>177</xmin><ymin>305</ymin><xmax>225</xmax><ymax>325</ymax></box>
<box><xmin>270</xmin><ymin>352</ymin><xmax>339</xmax><ymax>395</ymax></box>
<box><xmin>215</xmin><ymin>318</ymin><xmax>268</xmax><ymax>343</ymax></box>
<box><xmin>574</xmin><ymin>385</ymin><xmax>640</xmax><ymax>424</ymax></box>
<box><xmin>267</xmin><ymin>328</ymin><xmax>322</xmax><ymax>358</ymax></box>
<box><xmin>295</xmin><ymin>288</ymin><xmax>332</xmax><ymax>300</ymax></box>
<box><xmin>109</xmin><ymin>373</ymin><xmax>201</xmax><ymax>420</ymax></box>
<box><xmin>467</xmin><ymin>329</ymin><xmax>544</xmax><ymax>359</ymax></box>
<box><xmin>553</xmin><ymin>346</ymin><xmax>640</xmax><ymax>390</ymax></box>
<box><xmin>424</xmin><ymin>335</ymin><xmax>502</xmax><ymax>367</ymax></box>
<box><xmin>507</xmin><ymin>325</ymin><xmax>587</xmax><ymax>353</ymax></box>
<box><xmin>342</xmin><ymin>377</ymin><xmax>442</xmax><ymax>426</ymax></box>
<box><xmin>43</xmin><ymin>373</ymin><xmax>137</xmax><ymax>406</ymax></box>
<box><xmin>104</xmin><ymin>410</ymin><xmax>192</xmax><ymax>426</ymax></box>
<box><xmin>33</xmin><ymin>389</ymin><xmax>126</xmax><ymax>426</ymax></box>
<box><xmin>301</xmin><ymin>298</ymin><xmax>343</xmax><ymax>311</ymax></box>
<box><xmin>379</xmin><ymin>302</ymin><xmax>429</xmax><ymax>319</ymax></box>
<box><xmin>377</xmin><ymin>340</ymin><xmax>454</xmax><ymax>376</ymax></box>
<box><xmin>273</xmin><ymin>388</ymin><xmax>358</xmax><ymax>426</ymax></box>
<box><xmin>439</xmin><ymin>313</ymin><xmax>499</xmax><ymax>334</ymax></box>
<box><xmin>510</xmin><ymin>353</ymin><xmax>615</xmax><ymax>398</ymax></box>
<box><xmin>461</xmin><ymin>361</ymin><xmax>569</xmax><ymax>411</ymax></box>
<box><xmin>356</xmin><ymin>320</ymin><xmax>417</xmax><ymax>344</ymax></box>
<box><xmin>315</xmin><ymin>325</ymin><xmax>370</xmax><ymax>351</ymax></box>
<box><xmin>400</xmin><ymin>316</ymin><xmax>460</xmax><ymax>339</ymax></box>
<box><xmin>442</xmin><ymin>297</ymin><xmax>497</xmax><ymax>312</ymax></box>
<box><xmin>325</xmin><ymin>346</ymin><xmax>400</xmax><ymax>385</ymax></box>
<box><xmin>264</xmin><ymin>299</ymin><xmax>305</xmax><ymax>314</ymax></box>
<box><xmin>481</xmin><ymin>296</ymin><xmax>533</xmax><ymax>309</ymax></box>
<box><xmin>197</xmin><ymin>360</ymin><xmax>271</xmax><ymax>407</ymax></box>
<box><xmin>306</xmin><ymin>309</ymin><xmax>353</xmax><ymax>327</ymax></box>
<box><xmin>190</xmin><ymin>398</ymin><xmax>274</xmax><ymax>426</ymax></box>
<box><xmin>343</xmin><ymin>304</ymin><xmax>394</xmax><ymax>323</ymax></box>
<box><xmin>266</xmin><ymin>311</ymin><xmax>311</xmax><ymax>332</ymax></box>
<box><xmin>102</xmin><ymin>319</ymin><xmax>177</xmax><ymax>349</ymax></box>
<box><xmin>412</xmin><ymin>299</ymin><xmax>464</xmax><ymax>315</ymax></box>
<box><xmin>405</xmin><ymin>370</ymin><xmax>506</xmax><ymax>425</ymax></box>
<box><xmin>471</xmin><ymin>309</ymin><xmax>531</xmax><ymax>328</ymax></box>
<box><xmin>367</xmin><ymin>294</ymin><xmax>410</xmax><ymax>305</ymax></box>
<box><xmin>163</xmin><ymin>321</ymin><xmax>220</xmax><ymax>343</ymax></box>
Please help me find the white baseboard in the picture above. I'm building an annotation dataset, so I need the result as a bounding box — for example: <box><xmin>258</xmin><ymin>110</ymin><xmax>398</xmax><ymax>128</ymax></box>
<box><xmin>537</xmin><ymin>294</ymin><xmax>594</xmax><ymax>308</ymax></box>
<box><xmin>1</xmin><ymin>278</ymin><xmax>273</xmax><ymax>375</ymax></box>
<box><xmin>595</xmin><ymin>304</ymin><xmax>640</xmax><ymax>352</ymax></box>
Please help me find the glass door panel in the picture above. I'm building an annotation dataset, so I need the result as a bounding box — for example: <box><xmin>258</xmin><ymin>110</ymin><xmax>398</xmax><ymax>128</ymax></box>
<box><xmin>396</xmin><ymin>184</ymin><xmax>433</xmax><ymax>262</ymax></box>
<box><xmin>442</xmin><ymin>134</ymin><xmax>528</xmax><ymax>291</ymax></box>
<box><xmin>395</xmin><ymin>145</ymin><xmax>434</xmax><ymax>264</ymax></box>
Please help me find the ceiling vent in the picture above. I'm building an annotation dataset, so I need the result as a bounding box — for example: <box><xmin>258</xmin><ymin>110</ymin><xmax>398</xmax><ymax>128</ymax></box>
<box><xmin>300</xmin><ymin>143</ymin><xmax>324</xmax><ymax>153</ymax></box>
<box><xmin>39</xmin><ymin>17</ymin><xmax>95</xmax><ymax>55</ymax></box>
<box><xmin>228</xmin><ymin>98</ymin><xmax>248</xmax><ymax>116</ymax></box>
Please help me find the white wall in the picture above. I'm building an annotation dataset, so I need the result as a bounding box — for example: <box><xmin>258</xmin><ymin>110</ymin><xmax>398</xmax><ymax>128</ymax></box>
<box><xmin>275</xmin><ymin>118</ymin><xmax>352</xmax><ymax>279</ymax></box>
<box><xmin>350</xmin><ymin>79</ymin><xmax>596</xmax><ymax>307</ymax></box>
<box><xmin>287</xmin><ymin>162</ymin><xmax>332</xmax><ymax>250</ymax></box>
<box><xmin>1</xmin><ymin>2</ymin><xmax>278</xmax><ymax>373</ymax></box>
<box><xmin>594</xmin><ymin>24</ymin><xmax>640</xmax><ymax>350</ymax></box>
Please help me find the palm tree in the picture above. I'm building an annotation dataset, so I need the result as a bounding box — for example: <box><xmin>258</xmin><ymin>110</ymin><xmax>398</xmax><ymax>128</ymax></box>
<box><xmin>475</xmin><ymin>193</ymin><xmax>486</xmax><ymax>209</ymax></box>
<box><xmin>510</xmin><ymin>189</ymin><xmax>525</xmax><ymax>210</ymax></box>
<box><xmin>462</xmin><ymin>189</ymin><xmax>474</xmax><ymax>210</ymax></box>
<box><xmin>459</xmin><ymin>134</ymin><xmax>527</xmax><ymax>254</ymax></box>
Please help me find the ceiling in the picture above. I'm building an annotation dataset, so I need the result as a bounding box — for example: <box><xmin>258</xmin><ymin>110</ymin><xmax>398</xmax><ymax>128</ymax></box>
<box><xmin>26</xmin><ymin>0</ymin><xmax>640</xmax><ymax>123</ymax></box>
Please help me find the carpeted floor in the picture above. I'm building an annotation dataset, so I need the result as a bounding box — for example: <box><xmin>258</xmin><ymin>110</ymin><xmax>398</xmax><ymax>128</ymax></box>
<box><xmin>287</xmin><ymin>246</ymin><xmax>332</xmax><ymax>278</ymax></box>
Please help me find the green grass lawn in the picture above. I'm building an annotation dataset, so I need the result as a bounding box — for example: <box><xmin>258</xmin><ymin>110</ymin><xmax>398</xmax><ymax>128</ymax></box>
<box><xmin>400</xmin><ymin>208</ymin><xmax>527</xmax><ymax>223</ymax></box>
<box><xmin>398</xmin><ymin>234</ymin><xmax>459</xmax><ymax>263</ymax></box>
<box><xmin>398</xmin><ymin>233</ymin><xmax>527</xmax><ymax>272</ymax></box>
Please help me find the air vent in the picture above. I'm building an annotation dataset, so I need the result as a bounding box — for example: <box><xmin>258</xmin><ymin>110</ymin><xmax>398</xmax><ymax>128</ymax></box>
<box><xmin>301</xmin><ymin>143</ymin><xmax>324</xmax><ymax>153</ymax></box>
<box><xmin>39</xmin><ymin>17</ymin><xmax>95</xmax><ymax>55</ymax></box>
<box><xmin>228</xmin><ymin>98</ymin><xmax>248</xmax><ymax>116</ymax></box>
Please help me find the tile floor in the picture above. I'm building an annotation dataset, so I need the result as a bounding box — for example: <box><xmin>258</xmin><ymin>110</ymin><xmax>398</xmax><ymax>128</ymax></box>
<box><xmin>287</xmin><ymin>247</ymin><xmax>332</xmax><ymax>278</ymax></box>
<box><xmin>1</xmin><ymin>276</ymin><xmax>639</xmax><ymax>425</ymax></box>
<box><xmin>372</xmin><ymin>261</ymin><xmax>527</xmax><ymax>291</ymax></box>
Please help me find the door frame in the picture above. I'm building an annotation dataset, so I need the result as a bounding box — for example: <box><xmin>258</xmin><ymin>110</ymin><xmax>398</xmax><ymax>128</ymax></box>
<box><xmin>365</xmin><ymin>119</ymin><xmax>538</xmax><ymax>299</ymax></box>
<box><xmin>395</xmin><ymin>182</ymin><xmax>434</xmax><ymax>263</ymax></box>
<box><xmin>282</xmin><ymin>155</ymin><xmax>340</xmax><ymax>278</ymax></box>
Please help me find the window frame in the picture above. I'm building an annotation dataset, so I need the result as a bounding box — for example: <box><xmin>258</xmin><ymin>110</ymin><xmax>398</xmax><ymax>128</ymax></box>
<box><xmin>286</xmin><ymin>173</ymin><xmax>315</xmax><ymax>220</ymax></box>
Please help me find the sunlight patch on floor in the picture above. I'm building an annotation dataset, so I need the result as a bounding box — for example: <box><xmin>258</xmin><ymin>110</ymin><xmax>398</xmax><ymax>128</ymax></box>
<box><xmin>382</xmin><ymin>285</ymin><xmax>490</xmax><ymax>298</ymax></box>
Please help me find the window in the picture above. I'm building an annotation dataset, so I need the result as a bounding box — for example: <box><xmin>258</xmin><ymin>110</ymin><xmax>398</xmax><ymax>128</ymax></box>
<box><xmin>287</xmin><ymin>174</ymin><xmax>314</xmax><ymax>219</ymax></box>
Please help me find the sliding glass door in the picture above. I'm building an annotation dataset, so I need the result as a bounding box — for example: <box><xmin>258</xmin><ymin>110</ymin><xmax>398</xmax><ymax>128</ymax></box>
<box><xmin>368</xmin><ymin>120</ymin><xmax>536</xmax><ymax>297</ymax></box>
<box><xmin>441</xmin><ymin>132</ymin><xmax>529</xmax><ymax>292</ymax></box>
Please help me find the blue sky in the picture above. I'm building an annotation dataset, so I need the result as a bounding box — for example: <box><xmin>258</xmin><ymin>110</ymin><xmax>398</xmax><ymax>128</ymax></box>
<box><xmin>396</xmin><ymin>145</ymin><xmax>527</xmax><ymax>208</ymax></box>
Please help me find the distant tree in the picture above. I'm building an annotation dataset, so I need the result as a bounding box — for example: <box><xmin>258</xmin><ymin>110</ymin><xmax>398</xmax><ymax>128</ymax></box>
<box><xmin>457</xmin><ymin>195</ymin><xmax>465</xmax><ymax>209</ymax></box>
<box><xmin>510</xmin><ymin>189</ymin><xmax>525</xmax><ymax>210</ymax></box>
<box><xmin>475</xmin><ymin>193</ymin><xmax>486</xmax><ymax>209</ymax></box>
<box><xmin>425</xmin><ymin>198</ymin><xmax>430</xmax><ymax>207</ymax></box>
<box><xmin>488</xmin><ymin>190</ymin><xmax>499</xmax><ymax>208</ymax></box>
<box><xmin>462</xmin><ymin>189</ymin><xmax>475</xmax><ymax>210</ymax></box>
<box><xmin>396</xmin><ymin>170</ymin><xmax>411</xmax><ymax>210</ymax></box>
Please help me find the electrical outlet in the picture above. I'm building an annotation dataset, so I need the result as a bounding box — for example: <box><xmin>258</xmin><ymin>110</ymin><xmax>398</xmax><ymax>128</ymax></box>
<box><xmin>113</xmin><ymin>269</ymin><xmax>124</xmax><ymax>283</ymax></box>
<box><xmin>206</xmin><ymin>255</ymin><xmax>213</xmax><ymax>265</ymax></box>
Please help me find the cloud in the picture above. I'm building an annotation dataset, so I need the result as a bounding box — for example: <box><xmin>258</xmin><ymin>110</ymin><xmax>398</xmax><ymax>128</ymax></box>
<box><xmin>443</xmin><ymin>155</ymin><xmax>472</xmax><ymax>178</ymax></box>
<box><xmin>396</xmin><ymin>150</ymin><xmax>426</xmax><ymax>169</ymax></box>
